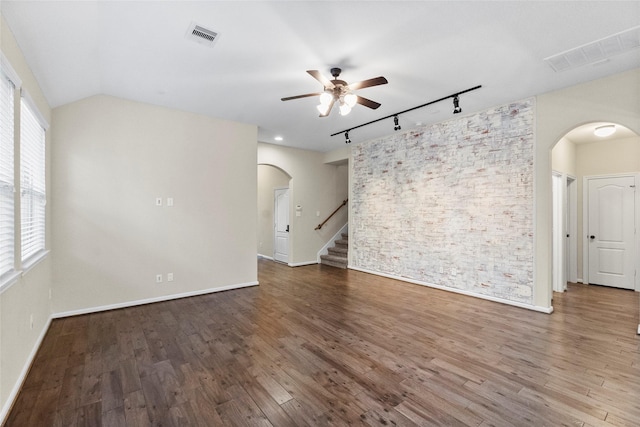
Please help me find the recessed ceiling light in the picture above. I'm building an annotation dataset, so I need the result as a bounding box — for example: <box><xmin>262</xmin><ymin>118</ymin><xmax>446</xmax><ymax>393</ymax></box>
<box><xmin>594</xmin><ymin>125</ymin><xmax>616</xmax><ymax>137</ymax></box>
<box><xmin>274</xmin><ymin>136</ymin><xmax>283</xmax><ymax>141</ymax></box>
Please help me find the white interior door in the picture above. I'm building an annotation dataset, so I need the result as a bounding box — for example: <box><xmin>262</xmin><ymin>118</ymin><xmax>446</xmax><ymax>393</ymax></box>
<box><xmin>274</xmin><ymin>188</ymin><xmax>289</xmax><ymax>263</ymax></box>
<box><xmin>587</xmin><ymin>176</ymin><xmax>635</xmax><ymax>289</ymax></box>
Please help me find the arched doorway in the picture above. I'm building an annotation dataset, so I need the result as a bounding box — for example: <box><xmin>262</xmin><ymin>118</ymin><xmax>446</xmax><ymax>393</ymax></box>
<box><xmin>551</xmin><ymin>122</ymin><xmax>640</xmax><ymax>295</ymax></box>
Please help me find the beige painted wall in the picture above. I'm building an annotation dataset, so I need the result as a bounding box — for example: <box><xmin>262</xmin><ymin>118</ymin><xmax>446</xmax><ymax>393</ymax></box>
<box><xmin>575</xmin><ymin>136</ymin><xmax>640</xmax><ymax>278</ymax></box>
<box><xmin>51</xmin><ymin>95</ymin><xmax>257</xmax><ymax>314</ymax></box>
<box><xmin>258</xmin><ymin>143</ymin><xmax>348</xmax><ymax>265</ymax></box>
<box><xmin>536</xmin><ymin>68</ymin><xmax>640</xmax><ymax>309</ymax></box>
<box><xmin>257</xmin><ymin>165</ymin><xmax>290</xmax><ymax>257</ymax></box>
<box><xmin>0</xmin><ymin>15</ymin><xmax>53</xmax><ymax>418</ymax></box>
<box><xmin>551</xmin><ymin>137</ymin><xmax>576</xmax><ymax>176</ymax></box>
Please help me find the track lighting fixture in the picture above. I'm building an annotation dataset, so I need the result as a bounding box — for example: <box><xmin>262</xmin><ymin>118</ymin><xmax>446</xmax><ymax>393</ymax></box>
<box><xmin>331</xmin><ymin>85</ymin><xmax>482</xmax><ymax>142</ymax></box>
<box><xmin>344</xmin><ymin>131</ymin><xmax>351</xmax><ymax>144</ymax></box>
<box><xmin>393</xmin><ymin>115</ymin><xmax>401</xmax><ymax>131</ymax></box>
<box><xmin>452</xmin><ymin>95</ymin><xmax>462</xmax><ymax>114</ymax></box>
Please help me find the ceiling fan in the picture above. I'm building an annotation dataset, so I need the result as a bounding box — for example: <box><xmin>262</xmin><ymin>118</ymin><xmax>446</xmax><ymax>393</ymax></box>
<box><xmin>281</xmin><ymin>68</ymin><xmax>388</xmax><ymax>117</ymax></box>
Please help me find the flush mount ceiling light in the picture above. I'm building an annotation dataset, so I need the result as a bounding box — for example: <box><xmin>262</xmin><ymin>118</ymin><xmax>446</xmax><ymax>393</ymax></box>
<box><xmin>594</xmin><ymin>124</ymin><xmax>616</xmax><ymax>137</ymax></box>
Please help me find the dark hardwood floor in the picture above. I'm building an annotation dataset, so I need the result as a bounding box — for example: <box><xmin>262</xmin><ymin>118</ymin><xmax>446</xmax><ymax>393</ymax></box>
<box><xmin>5</xmin><ymin>259</ymin><xmax>640</xmax><ymax>426</ymax></box>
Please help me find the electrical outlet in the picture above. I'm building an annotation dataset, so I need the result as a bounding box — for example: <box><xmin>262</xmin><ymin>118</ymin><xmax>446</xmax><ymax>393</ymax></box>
<box><xmin>167</xmin><ymin>197</ymin><xmax>174</xmax><ymax>207</ymax></box>
<box><xmin>155</xmin><ymin>197</ymin><xmax>163</xmax><ymax>206</ymax></box>
<box><xmin>167</xmin><ymin>273</ymin><xmax>174</xmax><ymax>282</ymax></box>
<box><xmin>439</xmin><ymin>266</ymin><xmax>444</xmax><ymax>274</ymax></box>
<box><xmin>451</xmin><ymin>268</ymin><xmax>457</xmax><ymax>276</ymax></box>
<box><xmin>156</xmin><ymin>274</ymin><xmax>163</xmax><ymax>283</ymax></box>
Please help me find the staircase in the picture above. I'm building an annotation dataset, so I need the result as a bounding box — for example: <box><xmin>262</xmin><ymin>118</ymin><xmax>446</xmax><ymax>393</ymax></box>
<box><xmin>320</xmin><ymin>233</ymin><xmax>348</xmax><ymax>269</ymax></box>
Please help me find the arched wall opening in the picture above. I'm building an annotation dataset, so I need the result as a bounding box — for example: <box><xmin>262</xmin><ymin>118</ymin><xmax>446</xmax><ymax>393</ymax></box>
<box><xmin>551</xmin><ymin>122</ymin><xmax>640</xmax><ymax>293</ymax></box>
<box><xmin>534</xmin><ymin>68</ymin><xmax>640</xmax><ymax>311</ymax></box>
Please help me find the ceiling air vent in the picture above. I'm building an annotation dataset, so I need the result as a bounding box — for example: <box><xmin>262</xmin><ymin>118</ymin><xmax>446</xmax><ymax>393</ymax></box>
<box><xmin>544</xmin><ymin>25</ymin><xmax>640</xmax><ymax>72</ymax></box>
<box><xmin>185</xmin><ymin>22</ymin><xmax>219</xmax><ymax>47</ymax></box>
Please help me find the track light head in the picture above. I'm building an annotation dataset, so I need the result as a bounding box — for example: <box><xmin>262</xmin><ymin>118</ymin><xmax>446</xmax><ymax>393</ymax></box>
<box><xmin>393</xmin><ymin>115</ymin><xmax>401</xmax><ymax>131</ymax></box>
<box><xmin>452</xmin><ymin>95</ymin><xmax>462</xmax><ymax>114</ymax></box>
<box><xmin>345</xmin><ymin>131</ymin><xmax>351</xmax><ymax>144</ymax></box>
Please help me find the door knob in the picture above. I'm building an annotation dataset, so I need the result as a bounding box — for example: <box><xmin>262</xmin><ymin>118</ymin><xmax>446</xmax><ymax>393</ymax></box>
<box><xmin>590</xmin><ymin>235</ymin><xmax>595</xmax><ymax>239</ymax></box>
<box><xmin>286</xmin><ymin>225</ymin><xmax>289</xmax><ymax>232</ymax></box>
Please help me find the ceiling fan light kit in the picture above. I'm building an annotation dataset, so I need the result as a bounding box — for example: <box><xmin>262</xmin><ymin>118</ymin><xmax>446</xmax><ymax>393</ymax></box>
<box><xmin>281</xmin><ymin>67</ymin><xmax>388</xmax><ymax>117</ymax></box>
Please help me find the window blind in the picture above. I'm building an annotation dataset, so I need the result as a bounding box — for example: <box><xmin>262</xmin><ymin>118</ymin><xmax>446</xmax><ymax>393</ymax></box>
<box><xmin>20</xmin><ymin>97</ymin><xmax>46</xmax><ymax>262</ymax></box>
<box><xmin>0</xmin><ymin>74</ymin><xmax>15</xmax><ymax>278</ymax></box>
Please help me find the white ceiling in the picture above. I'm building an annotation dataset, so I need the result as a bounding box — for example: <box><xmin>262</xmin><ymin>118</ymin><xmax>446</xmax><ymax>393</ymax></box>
<box><xmin>2</xmin><ymin>1</ymin><xmax>639</xmax><ymax>152</ymax></box>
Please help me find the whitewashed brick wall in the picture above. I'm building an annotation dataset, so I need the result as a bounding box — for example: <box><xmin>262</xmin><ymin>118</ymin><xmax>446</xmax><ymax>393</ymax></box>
<box><xmin>352</xmin><ymin>99</ymin><xmax>534</xmax><ymax>305</ymax></box>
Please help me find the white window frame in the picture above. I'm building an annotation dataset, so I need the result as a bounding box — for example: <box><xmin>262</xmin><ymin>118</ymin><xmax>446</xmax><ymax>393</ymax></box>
<box><xmin>20</xmin><ymin>89</ymin><xmax>48</xmax><ymax>271</ymax></box>
<box><xmin>0</xmin><ymin>53</ymin><xmax>21</xmax><ymax>292</ymax></box>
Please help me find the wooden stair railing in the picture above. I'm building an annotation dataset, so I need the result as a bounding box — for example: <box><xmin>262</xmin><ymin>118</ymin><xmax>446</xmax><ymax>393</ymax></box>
<box><xmin>315</xmin><ymin>199</ymin><xmax>348</xmax><ymax>230</ymax></box>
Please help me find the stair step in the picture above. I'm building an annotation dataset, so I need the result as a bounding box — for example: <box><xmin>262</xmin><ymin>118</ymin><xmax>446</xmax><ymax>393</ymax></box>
<box><xmin>334</xmin><ymin>239</ymin><xmax>348</xmax><ymax>246</ymax></box>
<box><xmin>328</xmin><ymin>246</ymin><xmax>347</xmax><ymax>255</ymax></box>
<box><xmin>320</xmin><ymin>254</ymin><xmax>347</xmax><ymax>269</ymax></box>
<box><xmin>341</xmin><ymin>233</ymin><xmax>348</xmax><ymax>240</ymax></box>
<box><xmin>321</xmin><ymin>259</ymin><xmax>347</xmax><ymax>269</ymax></box>
<box><xmin>321</xmin><ymin>254</ymin><xmax>347</xmax><ymax>262</ymax></box>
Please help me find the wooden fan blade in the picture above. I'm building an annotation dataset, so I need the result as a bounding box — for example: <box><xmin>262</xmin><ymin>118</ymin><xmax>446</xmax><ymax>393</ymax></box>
<box><xmin>307</xmin><ymin>70</ymin><xmax>335</xmax><ymax>89</ymax></box>
<box><xmin>281</xmin><ymin>92</ymin><xmax>322</xmax><ymax>101</ymax></box>
<box><xmin>356</xmin><ymin>96</ymin><xmax>381</xmax><ymax>110</ymax></box>
<box><xmin>348</xmin><ymin>76</ymin><xmax>388</xmax><ymax>91</ymax></box>
<box><xmin>319</xmin><ymin>98</ymin><xmax>335</xmax><ymax>117</ymax></box>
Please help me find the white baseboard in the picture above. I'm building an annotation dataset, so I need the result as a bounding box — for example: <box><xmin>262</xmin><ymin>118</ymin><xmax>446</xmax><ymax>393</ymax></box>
<box><xmin>348</xmin><ymin>265</ymin><xmax>554</xmax><ymax>314</ymax></box>
<box><xmin>260</xmin><ymin>254</ymin><xmax>316</xmax><ymax>267</ymax></box>
<box><xmin>1</xmin><ymin>316</ymin><xmax>52</xmax><ymax>425</ymax></box>
<box><xmin>288</xmin><ymin>261</ymin><xmax>318</xmax><ymax>267</ymax></box>
<box><xmin>52</xmin><ymin>281</ymin><xmax>259</xmax><ymax>319</ymax></box>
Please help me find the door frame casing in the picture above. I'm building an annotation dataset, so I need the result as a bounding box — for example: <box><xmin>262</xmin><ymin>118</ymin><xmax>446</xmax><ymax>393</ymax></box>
<box><xmin>552</xmin><ymin>172</ymin><xmax>566</xmax><ymax>292</ymax></box>
<box><xmin>566</xmin><ymin>175</ymin><xmax>578</xmax><ymax>283</ymax></box>
<box><xmin>552</xmin><ymin>172</ymin><xmax>578</xmax><ymax>292</ymax></box>
<box><xmin>582</xmin><ymin>173</ymin><xmax>640</xmax><ymax>291</ymax></box>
